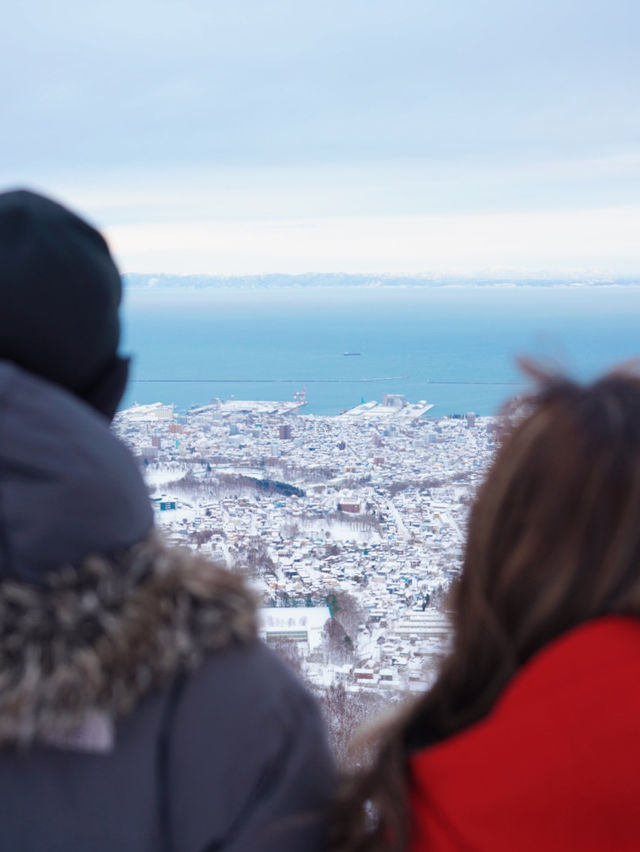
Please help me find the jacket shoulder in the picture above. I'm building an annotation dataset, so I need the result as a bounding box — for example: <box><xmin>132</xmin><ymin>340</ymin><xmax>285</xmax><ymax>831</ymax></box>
<box><xmin>168</xmin><ymin>640</ymin><xmax>335</xmax><ymax>852</ymax></box>
<box><xmin>409</xmin><ymin>617</ymin><xmax>640</xmax><ymax>852</ymax></box>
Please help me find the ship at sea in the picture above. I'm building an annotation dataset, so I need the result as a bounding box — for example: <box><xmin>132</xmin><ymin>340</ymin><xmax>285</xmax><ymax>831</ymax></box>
<box><xmin>343</xmin><ymin>351</ymin><xmax>361</xmax><ymax>356</ymax></box>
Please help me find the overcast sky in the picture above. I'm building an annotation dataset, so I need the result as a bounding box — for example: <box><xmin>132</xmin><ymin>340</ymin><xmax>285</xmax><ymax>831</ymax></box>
<box><xmin>2</xmin><ymin>0</ymin><xmax>639</xmax><ymax>275</ymax></box>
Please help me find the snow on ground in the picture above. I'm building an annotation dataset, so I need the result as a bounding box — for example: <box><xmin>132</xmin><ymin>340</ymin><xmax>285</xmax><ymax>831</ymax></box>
<box><xmin>296</xmin><ymin>519</ymin><xmax>382</xmax><ymax>543</ymax></box>
<box><xmin>143</xmin><ymin>464</ymin><xmax>189</xmax><ymax>488</ymax></box>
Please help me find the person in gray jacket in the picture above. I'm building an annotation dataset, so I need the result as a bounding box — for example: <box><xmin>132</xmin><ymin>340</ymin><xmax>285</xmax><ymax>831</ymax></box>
<box><xmin>0</xmin><ymin>188</ymin><xmax>335</xmax><ymax>851</ymax></box>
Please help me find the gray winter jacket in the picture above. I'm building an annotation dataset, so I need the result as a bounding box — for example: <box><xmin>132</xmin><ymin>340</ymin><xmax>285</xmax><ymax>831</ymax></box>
<box><xmin>0</xmin><ymin>363</ymin><xmax>335</xmax><ymax>851</ymax></box>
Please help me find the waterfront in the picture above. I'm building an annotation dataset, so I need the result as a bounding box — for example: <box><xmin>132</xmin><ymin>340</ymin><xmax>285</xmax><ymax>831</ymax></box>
<box><xmin>121</xmin><ymin>285</ymin><xmax>640</xmax><ymax>416</ymax></box>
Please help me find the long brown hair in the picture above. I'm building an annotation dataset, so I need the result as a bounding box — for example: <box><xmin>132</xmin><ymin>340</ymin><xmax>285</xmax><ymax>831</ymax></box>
<box><xmin>331</xmin><ymin>362</ymin><xmax>640</xmax><ymax>851</ymax></box>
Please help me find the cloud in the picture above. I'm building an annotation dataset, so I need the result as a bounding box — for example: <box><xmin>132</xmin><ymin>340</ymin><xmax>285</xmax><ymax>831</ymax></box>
<box><xmin>16</xmin><ymin>146</ymin><xmax>640</xmax><ymax>223</ymax></box>
<box><xmin>105</xmin><ymin>205</ymin><xmax>640</xmax><ymax>276</ymax></box>
<box><xmin>3</xmin><ymin>0</ymin><xmax>639</xmax><ymax>276</ymax></box>
<box><xmin>1</xmin><ymin>0</ymin><xmax>639</xmax><ymax>173</ymax></box>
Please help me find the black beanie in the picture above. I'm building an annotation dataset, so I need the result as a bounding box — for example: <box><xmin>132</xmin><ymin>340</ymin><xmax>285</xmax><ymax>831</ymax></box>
<box><xmin>0</xmin><ymin>189</ymin><xmax>128</xmax><ymax>419</ymax></box>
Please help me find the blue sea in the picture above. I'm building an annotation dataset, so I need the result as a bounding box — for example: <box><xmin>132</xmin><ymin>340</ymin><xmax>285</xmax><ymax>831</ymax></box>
<box><xmin>120</xmin><ymin>286</ymin><xmax>640</xmax><ymax>417</ymax></box>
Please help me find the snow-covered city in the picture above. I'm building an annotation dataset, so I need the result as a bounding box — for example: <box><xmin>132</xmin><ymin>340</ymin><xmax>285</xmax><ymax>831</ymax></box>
<box><xmin>114</xmin><ymin>394</ymin><xmax>497</xmax><ymax>712</ymax></box>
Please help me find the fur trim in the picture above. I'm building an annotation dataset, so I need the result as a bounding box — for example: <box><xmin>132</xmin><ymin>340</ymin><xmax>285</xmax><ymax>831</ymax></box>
<box><xmin>0</xmin><ymin>534</ymin><xmax>257</xmax><ymax>747</ymax></box>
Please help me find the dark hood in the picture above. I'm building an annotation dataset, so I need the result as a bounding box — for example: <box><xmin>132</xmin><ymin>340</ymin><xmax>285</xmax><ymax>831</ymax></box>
<box><xmin>0</xmin><ymin>362</ymin><xmax>153</xmax><ymax>582</ymax></box>
<box><xmin>0</xmin><ymin>189</ymin><xmax>122</xmax><ymax>403</ymax></box>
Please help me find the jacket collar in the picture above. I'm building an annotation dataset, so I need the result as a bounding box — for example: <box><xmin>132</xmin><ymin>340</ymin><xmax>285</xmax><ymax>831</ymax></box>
<box><xmin>0</xmin><ymin>534</ymin><xmax>257</xmax><ymax>748</ymax></box>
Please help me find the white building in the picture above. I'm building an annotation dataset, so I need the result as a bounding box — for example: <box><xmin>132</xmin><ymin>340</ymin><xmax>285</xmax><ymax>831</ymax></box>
<box><xmin>259</xmin><ymin>606</ymin><xmax>331</xmax><ymax>652</ymax></box>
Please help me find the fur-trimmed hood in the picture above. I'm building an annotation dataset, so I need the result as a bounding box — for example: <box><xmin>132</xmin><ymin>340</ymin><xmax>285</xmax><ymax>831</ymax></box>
<box><xmin>0</xmin><ymin>534</ymin><xmax>257</xmax><ymax>749</ymax></box>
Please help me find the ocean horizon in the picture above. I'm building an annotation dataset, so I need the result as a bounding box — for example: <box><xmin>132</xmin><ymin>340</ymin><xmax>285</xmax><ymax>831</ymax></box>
<box><xmin>120</xmin><ymin>284</ymin><xmax>640</xmax><ymax>417</ymax></box>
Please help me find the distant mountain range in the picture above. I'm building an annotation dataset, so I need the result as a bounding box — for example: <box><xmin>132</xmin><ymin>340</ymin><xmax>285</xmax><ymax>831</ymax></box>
<box><xmin>124</xmin><ymin>273</ymin><xmax>640</xmax><ymax>290</ymax></box>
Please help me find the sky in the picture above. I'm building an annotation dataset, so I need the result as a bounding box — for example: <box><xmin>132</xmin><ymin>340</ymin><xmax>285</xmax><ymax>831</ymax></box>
<box><xmin>2</xmin><ymin>0</ymin><xmax>639</xmax><ymax>276</ymax></box>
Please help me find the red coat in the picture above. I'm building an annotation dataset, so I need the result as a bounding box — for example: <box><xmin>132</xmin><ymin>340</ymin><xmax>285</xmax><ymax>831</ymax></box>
<box><xmin>409</xmin><ymin>616</ymin><xmax>640</xmax><ymax>851</ymax></box>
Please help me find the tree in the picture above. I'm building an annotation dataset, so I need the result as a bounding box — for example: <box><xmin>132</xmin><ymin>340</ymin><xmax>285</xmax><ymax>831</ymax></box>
<box><xmin>317</xmin><ymin>684</ymin><xmax>394</xmax><ymax>768</ymax></box>
<box><xmin>324</xmin><ymin>589</ymin><xmax>365</xmax><ymax>642</ymax></box>
<box><xmin>190</xmin><ymin>529</ymin><xmax>214</xmax><ymax>549</ymax></box>
<box><xmin>322</xmin><ymin>618</ymin><xmax>355</xmax><ymax>665</ymax></box>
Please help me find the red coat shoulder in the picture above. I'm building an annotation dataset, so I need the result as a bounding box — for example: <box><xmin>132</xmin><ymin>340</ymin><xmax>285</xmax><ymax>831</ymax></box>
<box><xmin>409</xmin><ymin>616</ymin><xmax>640</xmax><ymax>852</ymax></box>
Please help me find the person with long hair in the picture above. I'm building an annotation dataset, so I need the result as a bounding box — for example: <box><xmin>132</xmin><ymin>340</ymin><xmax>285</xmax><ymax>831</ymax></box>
<box><xmin>332</xmin><ymin>363</ymin><xmax>640</xmax><ymax>851</ymax></box>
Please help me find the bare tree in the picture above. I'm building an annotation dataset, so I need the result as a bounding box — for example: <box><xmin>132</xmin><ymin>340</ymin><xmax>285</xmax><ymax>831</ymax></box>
<box><xmin>189</xmin><ymin>529</ymin><xmax>215</xmax><ymax>549</ymax></box>
<box><xmin>317</xmin><ymin>685</ymin><xmax>396</xmax><ymax>768</ymax></box>
<box><xmin>235</xmin><ymin>541</ymin><xmax>277</xmax><ymax>579</ymax></box>
<box><xmin>322</xmin><ymin>618</ymin><xmax>355</xmax><ymax>664</ymax></box>
<box><xmin>324</xmin><ymin>589</ymin><xmax>366</xmax><ymax>642</ymax></box>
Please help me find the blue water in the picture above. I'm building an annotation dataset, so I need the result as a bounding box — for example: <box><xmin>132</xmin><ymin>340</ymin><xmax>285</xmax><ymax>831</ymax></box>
<box><xmin>120</xmin><ymin>286</ymin><xmax>640</xmax><ymax>416</ymax></box>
